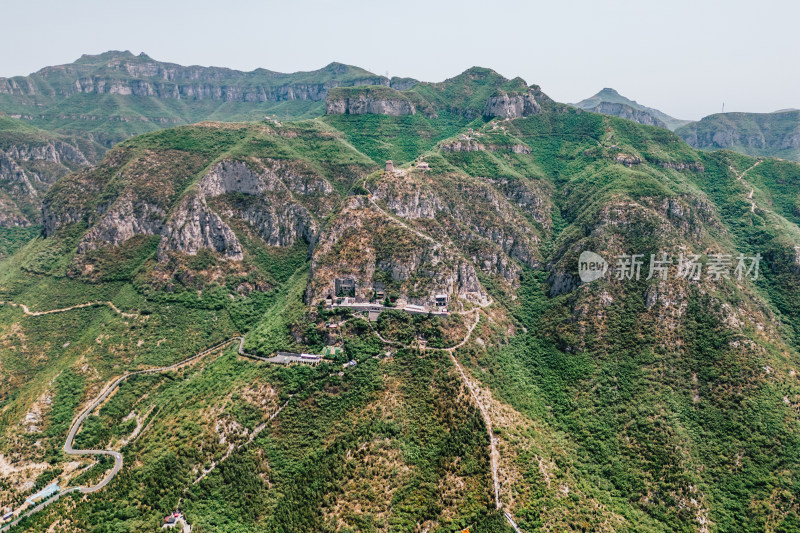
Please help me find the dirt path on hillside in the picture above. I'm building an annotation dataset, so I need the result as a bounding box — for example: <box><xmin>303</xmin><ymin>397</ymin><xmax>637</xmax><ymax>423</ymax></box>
<box><xmin>729</xmin><ymin>160</ymin><xmax>763</xmax><ymax>214</ymax></box>
<box><xmin>3</xmin><ymin>295</ymin><xmax>515</xmax><ymax>530</ymax></box>
<box><xmin>366</xmin><ymin>306</ymin><xmax>521</xmax><ymax>529</ymax></box>
<box><xmin>0</xmin><ymin>300</ymin><xmax>138</xmax><ymax>319</ymax></box>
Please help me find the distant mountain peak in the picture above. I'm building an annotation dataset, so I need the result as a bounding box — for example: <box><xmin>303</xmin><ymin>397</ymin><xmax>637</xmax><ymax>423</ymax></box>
<box><xmin>322</xmin><ymin>61</ymin><xmax>355</xmax><ymax>73</ymax></box>
<box><xmin>574</xmin><ymin>88</ymin><xmax>689</xmax><ymax>130</ymax></box>
<box><xmin>77</xmin><ymin>50</ymin><xmax>137</xmax><ymax>62</ymax></box>
<box><xmin>458</xmin><ymin>66</ymin><xmax>504</xmax><ymax>80</ymax></box>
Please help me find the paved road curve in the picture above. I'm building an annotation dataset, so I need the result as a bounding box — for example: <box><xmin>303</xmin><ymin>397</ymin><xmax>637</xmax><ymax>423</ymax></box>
<box><xmin>2</xmin><ymin>301</ymin><xmax>519</xmax><ymax>531</ymax></box>
<box><xmin>0</xmin><ymin>337</ymin><xmax>245</xmax><ymax>532</ymax></box>
<box><xmin>63</xmin><ymin>337</ymin><xmax>244</xmax><ymax>490</ymax></box>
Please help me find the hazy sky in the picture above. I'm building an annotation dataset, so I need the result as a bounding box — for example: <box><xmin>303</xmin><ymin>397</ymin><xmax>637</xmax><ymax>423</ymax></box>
<box><xmin>4</xmin><ymin>0</ymin><xmax>799</xmax><ymax>120</ymax></box>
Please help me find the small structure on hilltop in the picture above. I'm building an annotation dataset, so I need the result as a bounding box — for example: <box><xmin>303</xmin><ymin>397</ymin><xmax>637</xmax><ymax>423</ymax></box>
<box><xmin>416</xmin><ymin>161</ymin><xmax>430</xmax><ymax>170</ymax></box>
<box><xmin>385</xmin><ymin>160</ymin><xmax>394</xmax><ymax>172</ymax></box>
<box><xmin>162</xmin><ymin>511</ymin><xmax>188</xmax><ymax>530</ymax></box>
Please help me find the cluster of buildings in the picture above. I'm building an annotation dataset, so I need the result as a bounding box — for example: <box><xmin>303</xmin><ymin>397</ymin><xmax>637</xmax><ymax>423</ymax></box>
<box><xmin>327</xmin><ymin>277</ymin><xmax>450</xmax><ymax>318</ymax></box>
<box><xmin>263</xmin><ymin>352</ymin><xmax>323</xmax><ymax>365</ymax></box>
<box><xmin>163</xmin><ymin>511</ymin><xmax>188</xmax><ymax>529</ymax></box>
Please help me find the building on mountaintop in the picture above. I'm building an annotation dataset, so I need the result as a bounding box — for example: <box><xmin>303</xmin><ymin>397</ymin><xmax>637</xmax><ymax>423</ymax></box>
<box><xmin>416</xmin><ymin>161</ymin><xmax>430</xmax><ymax>170</ymax></box>
<box><xmin>385</xmin><ymin>160</ymin><xmax>394</xmax><ymax>172</ymax></box>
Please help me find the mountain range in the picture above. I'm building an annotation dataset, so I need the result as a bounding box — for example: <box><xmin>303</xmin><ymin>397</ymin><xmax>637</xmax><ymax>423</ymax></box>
<box><xmin>2</xmin><ymin>51</ymin><xmax>799</xmax><ymax>235</ymax></box>
<box><xmin>1</xmin><ymin>52</ymin><xmax>800</xmax><ymax>532</ymax></box>
<box><xmin>573</xmin><ymin>88</ymin><xmax>800</xmax><ymax>161</ymax></box>
<box><xmin>572</xmin><ymin>88</ymin><xmax>691</xmax><ymax>130</ymax></box>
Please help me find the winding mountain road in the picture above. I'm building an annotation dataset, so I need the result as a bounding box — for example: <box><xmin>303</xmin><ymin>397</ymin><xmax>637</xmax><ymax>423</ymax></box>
<box><xmin>3</xmin><ymin>296</ymin><xmax>518</xmax><ymax>531</ymax></box>
<box><xmin>1</xmin><ymin>333</ymin><xmax>247</xmax><ymax>532</ymax></box>
<box><xmin>63</xmin><ymin>337</ymin><xmax>242</xmax><ymax>493</ymax></box>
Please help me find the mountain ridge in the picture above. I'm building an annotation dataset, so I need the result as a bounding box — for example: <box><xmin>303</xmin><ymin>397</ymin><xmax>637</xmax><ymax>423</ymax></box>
<box><xmin>573</xmin><ymin>87</ymin><xmax>691</xmax><ymax>130</ymax></box>
<box><xmin>676</xmin><ymin>109</ymin><xmax>800</xmax><ymax>160</ymax></box>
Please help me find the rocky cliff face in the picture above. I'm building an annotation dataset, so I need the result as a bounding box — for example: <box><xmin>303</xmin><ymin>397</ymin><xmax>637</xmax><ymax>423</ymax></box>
<box><xmin>0</xmin><ymin>52</ymin><xmax>388</xmax><ymax>104</ymax></box>
<box><xmin>585</xmin><ymin>102</ymin><xmax>668</xmax><ymax>128</ymax></box>
<box><xmin>325</xmin><ymin>87</ymin><xmax>416</xmax><ymax>116</ymax></box>
<box><xmin>78</xmin><ymin>195</ymin><xmax>165</xmax><ymax>253</ymax></box>
<box><xmin>676</xmin><ymin>111</ymin><xmax>800</xmax><ymax>160</ymax></box>
<box><xmin>573</xmin><ymin>88</ymin><xmax>690</xmax><ymax>130</ymax></box>
<box><xmin>439</xmin><ymin>138</ymin><xmax>531</xmax><ymax>154</ymax></box>
<box><xmin>357</xmin><ymin>161</ymin><xmax>550</xmax><ymax>295</ymax></box>
<box><xmin>63</xmin><ymin>155</ymin><xmax>334</xmax><ymax>264</ymax></box>
<box><xmin>483</xmin><ymin>91</ymin><xmax>544</xmax><ymax>119</ymax></box>
<box><xmin>158</xmin><ymin>193</ymin><xmax>243</xmax><ymax>261</ymax></box>
<box><xmin>0</xmin><ymin>152</ymin><xmax>37</xmax><ymax>226</ymax></box>
<box><xmin>325</xmin><ymin>95</ymin><xmax>415</xmax><ymax>116</ymax></box>
<box><xmin>200</xmin><ymin>160</ymin><xmax>321</xmax><ymax>248</ymax></box>
<box><xmin>0</xmin><ymin>138</ymin><xmax>94</xmax><ymax>227</ymax></box>
<box><xmin>307</xmin><ymin>195</ymin><xmax>490</xmax><ymax>307</ymax></box>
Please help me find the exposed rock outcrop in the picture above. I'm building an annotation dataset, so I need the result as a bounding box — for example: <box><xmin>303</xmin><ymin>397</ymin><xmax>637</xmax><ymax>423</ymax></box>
<box><xmin>614</xmin><ymin>154</ymin><xmax>643</xmax><ymax>167</ymax></box>
<box><xmin>483</xmin><ymin>91</ymin><xmax>542</xmax><ymax>119</ymax></box>
<box><xmin>572</xmin><ymin>88</ymin><xmax>690</xmax><ymax>130</ymax></box>
<box><xmin>439</xmin><ymin>139</ymin><xmax>487</xmax><ymax>153</ymax></box>
<box><xmin>0</xmin><ymin>138</ymin><xmax>93</xmax><ymax>227</ymax></box>
<box><xmin>439</xmin><ymin>139</ymin><xmax>531</xmax><ymax>154</ymax></box>
<box><xmin>198</xmin><ymin>160</ymin><xmax>269</xmax><ymax>196</ymax></box>
<box><xmin>4</xmin><ymin>141</ymin><xmax>89</xmax><ymax>167</ymax></box>
<box><xmin>199</xmin><ymin>160</ymin><xmax>322</xmax><ymax>248</ymax></box>
<box><xmin>654</xmin><ymin>160</ymin><xmax>705</xmax><ymax>172</ymax></box>
<box><xmin>588</xmin><ymin>102</ymin><xmax>667</xmax><ymax>128</ymax></box>
<box><xmin>307</xmin><ymin>196</ymin><xmax>491</xmax><ymax>307</ymax></box>
<box><xmin>0</xmin><ymin>53</ymin><xmax>387</xmax><ymax>104</ymax></box>
<box><xmin>62</xmin><ymin>156</ymin><xmax>334</xmax><ymax>263</ymax></box>
<box><xmin>676</xmin><ymin>111</ymin><xmax>800</xmax><ymax>160</ymax></box>
<box><xmin>77</xmin><ymin>196</ymin><xmax>165</xmax><ymax>253</ymax></box>
<box><xmin>158</xmin><ymin>194</ymin><xmax>243</xmax><ymax>261</ymax></box>
<box><xmin>0</xmin><ymin>152</ymin><xmax>37</xmax><ymax>199</ymax></box>
<box><xmin>325</xmin><ymin>87</ymin><xmax>415</xmax><ymax>116</ymax></box>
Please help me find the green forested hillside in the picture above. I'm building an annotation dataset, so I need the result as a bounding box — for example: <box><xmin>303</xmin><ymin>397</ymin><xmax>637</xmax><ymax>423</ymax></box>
<box><xmin>677</xmin><ymin>111</ymin><xmax>800</xmax><ymax>161</ymax></box>
<box><xmin>2</xmin><ymin>70</ymin><xmax>800</xmax><ymax>533</ymax></box>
